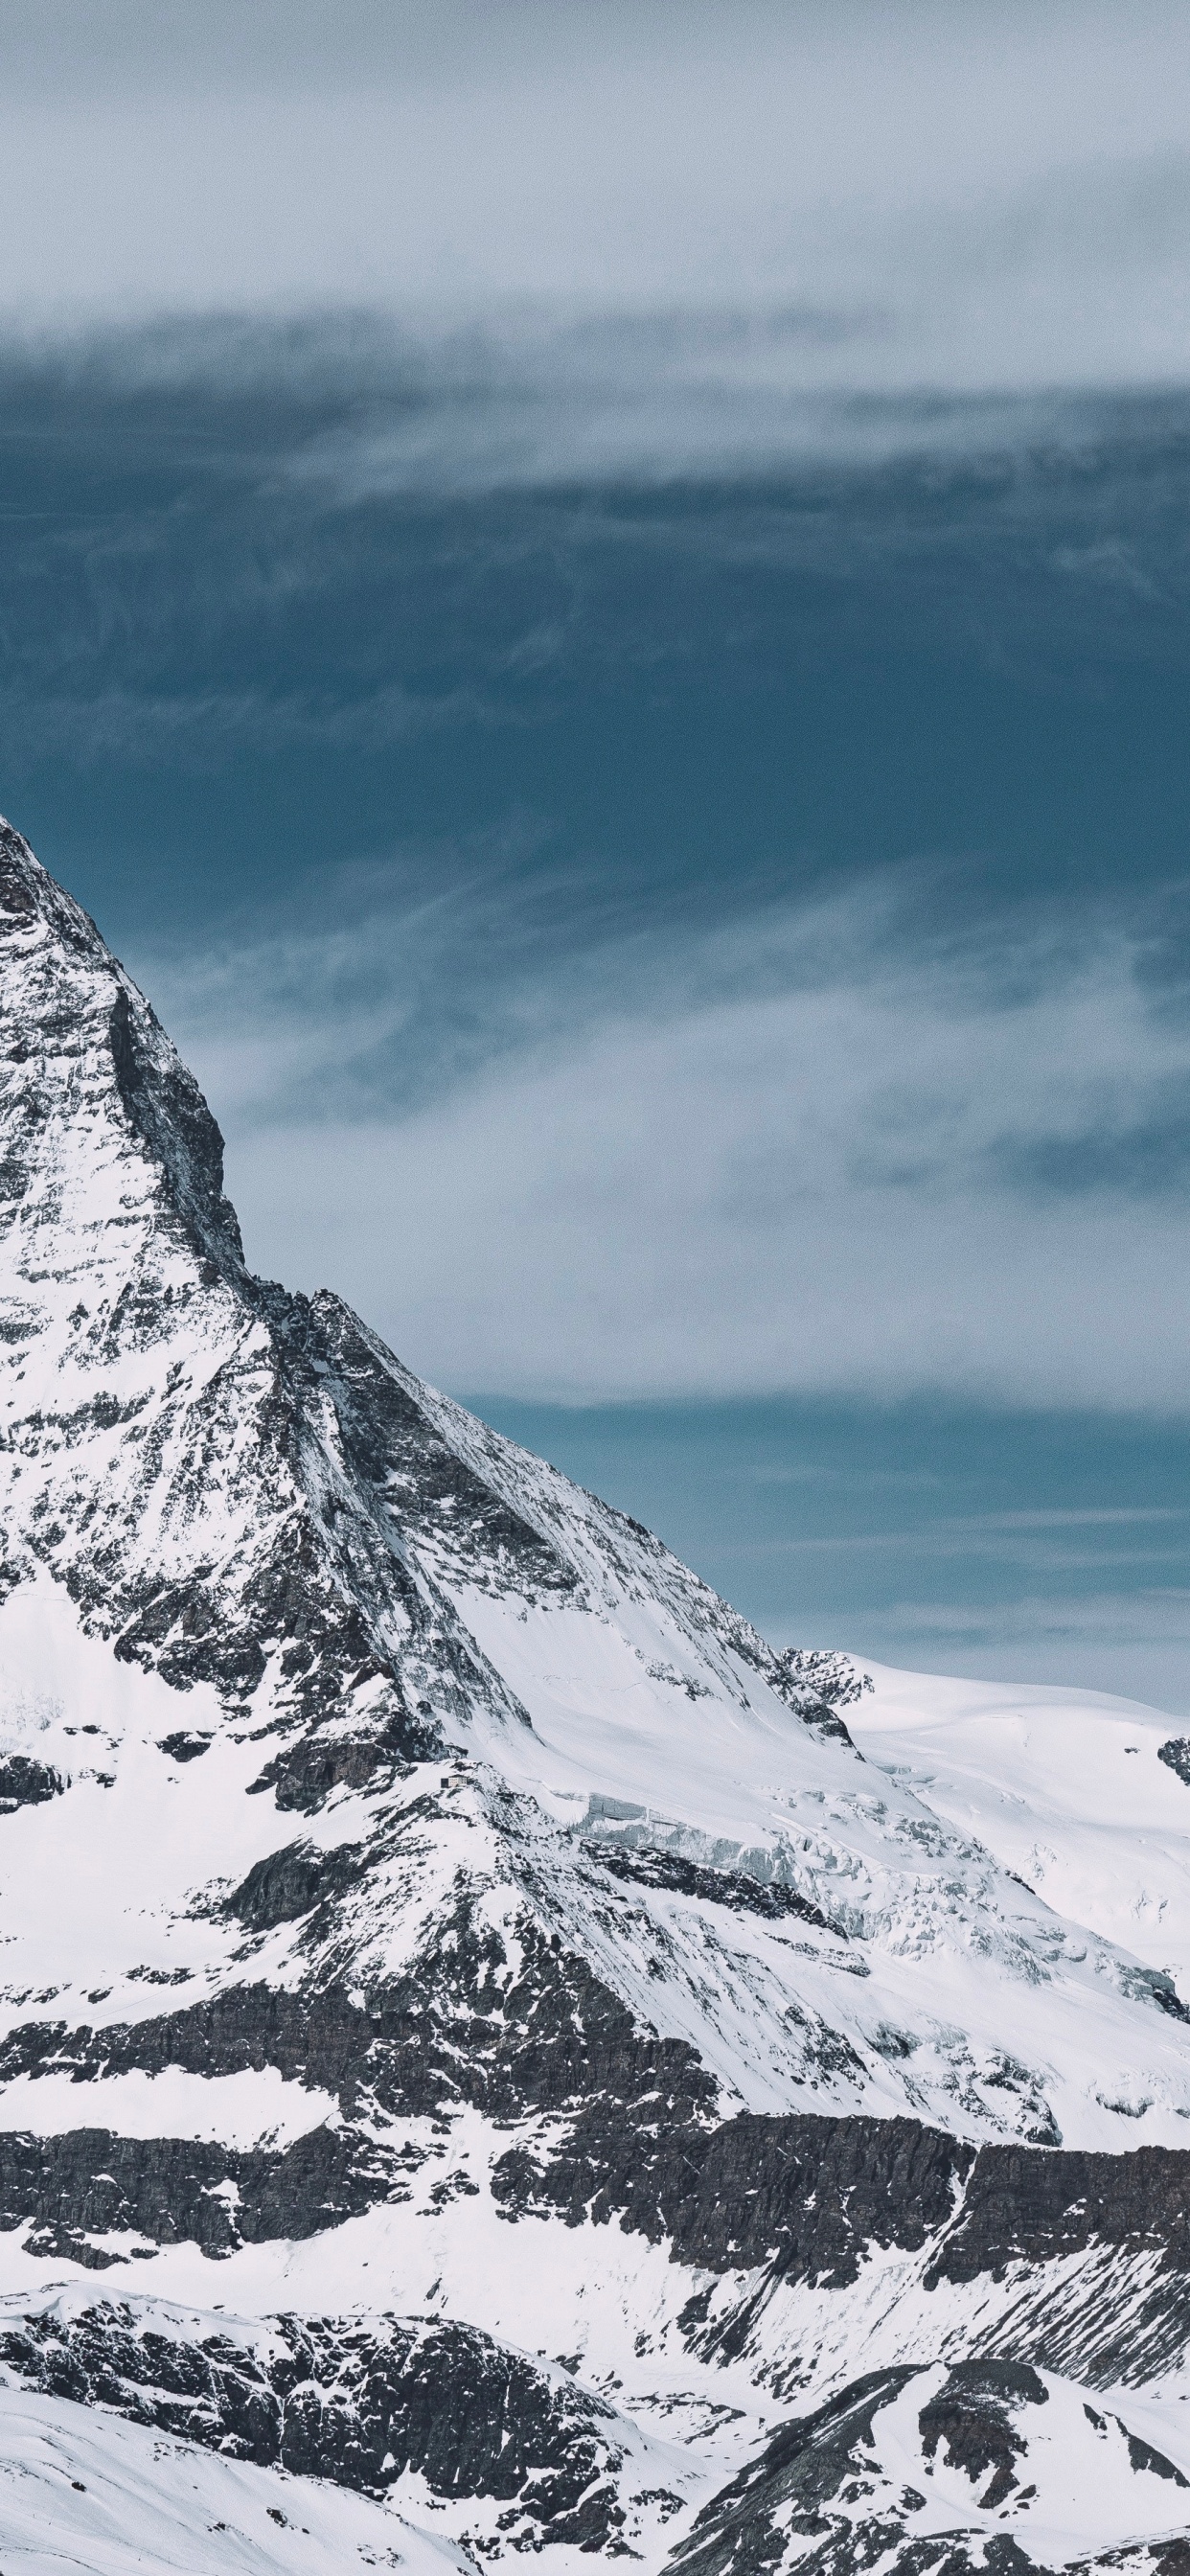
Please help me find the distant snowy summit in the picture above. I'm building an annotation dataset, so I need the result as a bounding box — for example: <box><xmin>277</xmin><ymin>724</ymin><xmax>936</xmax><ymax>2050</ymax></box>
<box><xmin>0</xmin><ymin>814</ymin><xmax>1189</xmax><ymax>2573</ymax></box>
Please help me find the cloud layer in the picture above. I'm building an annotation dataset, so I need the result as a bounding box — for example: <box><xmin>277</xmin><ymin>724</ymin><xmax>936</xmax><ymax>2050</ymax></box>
<box><xmin>2</xmin><ymin>1</ymin><xmax>1190</xmax><ymax>475</ymax></box>
<box><xmin>134</xmin><ymin>868</ymin><xmax>1190</xmax><ymax>1409</ymax></box>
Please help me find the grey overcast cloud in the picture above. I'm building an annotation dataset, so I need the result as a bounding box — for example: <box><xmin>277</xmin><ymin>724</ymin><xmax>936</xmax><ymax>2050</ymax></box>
<box><xmin>6</xmin><ymin>1</ymin><xmax>1190</xmax><ymax>1698</ymax></box>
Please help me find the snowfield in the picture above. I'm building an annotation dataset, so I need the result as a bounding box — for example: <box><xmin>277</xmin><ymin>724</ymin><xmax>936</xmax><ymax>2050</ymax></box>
<box><xmin>0</xmin><ymin>2381</ymin><xmax>470</xmax><ymax>2574</ymax></box>
<box><xmin>855</xmin><ymin>1658</ymin><xmax>1190</xmax><ymax>1986</ymax></box>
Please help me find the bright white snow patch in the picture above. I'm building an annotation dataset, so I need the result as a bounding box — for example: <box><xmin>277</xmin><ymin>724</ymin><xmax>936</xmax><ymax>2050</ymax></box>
<box><xmin>854</xmin><ymin>1657</ymin><xmax>1190</xmax><ymax>1983</ymax></box>
<box><xmin>0</xmin><ymin>2067</ymin><xmax>336</xmax><ymax>2147</ymax></box>
<box><xmin>0</xmin><ymin>2382</ymin><xmax>468</xmax><ymax>2573</ymax></box>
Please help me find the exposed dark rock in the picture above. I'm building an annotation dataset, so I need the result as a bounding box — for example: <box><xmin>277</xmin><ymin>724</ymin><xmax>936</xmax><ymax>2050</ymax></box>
<box><xmin>0</xmin><ymin>1756</ymin><xmax>64</xmax><ymax>1811</ymax></box>
<box><xmin>931</xmin><ymin>2140</ymin><xmax>1190</xmax><ymax>2288</ymax></box>
<box><xmin>0</xmin><ymin>2123</ymin><xmax>407</xmax><ymax>2266</ymax></box>
<box><xmin>494</xmin><ymin>2106</ymin><xmax>969</xmax><ymax>2282</ymax></box>
<box><xmin>0</xmin><ymin>1915</ymin><xmax>717</xmax><ymax>2155</ymax></box>
<box><xmin>1120</xmin><ymin>2422</ymin><xmax>1188</xmax><ymax>2485</ymax></box>
<box><xmin>0</xmin><ymin>1985</ymin><xmax>381</xmax><ymax>2118</ymax></box>
<box><xmin>245</xmin><ymin>1708</ymin><xmax>438</xmax><ymax>1810</ymax></box>
<box><xmin>2</xmin><ymin>2022</ymin><xmax>1189</xmax><ymax>2393</ymax></box>
<box><xmin>665</xmin><ymin>2368</ymin><xmax>913</xmax><ymax>2576</ymax></box>
<box><xmin>583</xmin><ymin>1840</ymin><xmax>839</xmax><ymax>1932</ymax></box>
<box><xmin>0</xmin><ymin>2300</ymin><xmax>633</xmax><ymax>2551</ymax></box>
<box><xmin>2</xmin><ymin>1863</ymin><xmax>1186</xmax><ymax>2324</ymax></box>
<box><xmin>109</xmin><ymin>1507</ymin><xmax>447</xmax><ymax>1746</ymax></box>
<box><xmin>1146</xmin><ymin>1967</ymin><xmax>1190</xmax><ymax>2023</ymax></box>
<box><xmin>312</xmin><ymin>1294</ymin><xmax>580</xmax><ymax>1605</ymax></box>
<box><xmin>1159</xmin><ymin>1738</ymin><xmax>1190</xmax><ymax>1788</ymax></box>
<box><xmin>773</xmin><ymin>1648</ymin><xmax>873</xmax><ymax>1710</ymax></box>
<box><xmin>918</xmin><ymin>2359</ymin><xmax>1046</xmax><ymax>2509</ymax></box>
<box><xmin>0</xmin><ymin>1912</ymin><xmax>1155</xmax><ymax>2341</ymax></box>
<box><xmin>0</xmin><ymin>845</ymin><xmax>38</xmax><ymax>921</ymax></box>
<box><xmin>800</xmin><ymin>1702</ymin><xmax>857</xmax><ymax>1746</ymax></box>
<box><xmin>107</xmin><ymin>983</ymin><xmax>244</xmax><ymax>1272</ymax></box>
<box><xmin>227</xmin><ymin>1837</ymin><xmax>367</xmax><ymax>1931</ymax></box>
<box><xmin>769</xmin><ymin>1650</ymin><xmax>873</xmax><ymax>1747</ymax></box>
<box><xmin>666</xmin><ymin>2115</ymin><xmax>970</xmax><ymax>2282</ymax></box>
<box><xmin>664</xmin><ymin>2356</ymin><xmax>1179</xmax><ymax>2576</ymax></box>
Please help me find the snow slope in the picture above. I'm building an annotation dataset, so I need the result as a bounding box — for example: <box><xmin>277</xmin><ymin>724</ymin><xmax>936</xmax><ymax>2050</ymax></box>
<box><xmin>0</xmin><ymin>2380</ymin><xmax>469</xmax><ymax>2574</ymax></box>
<box><xmin>855</xmin><ymin>1659</ymin><xmax>1190</xmax><ymax>1989</ymax></box>
<box><xmin>671</xmin><ymin>2358</ymin><xmax>1190</xmax><ymax>2574</ymax></box>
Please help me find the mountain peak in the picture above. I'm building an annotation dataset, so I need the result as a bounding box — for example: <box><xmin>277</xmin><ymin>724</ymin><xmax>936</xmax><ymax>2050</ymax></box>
<box><xmin>0</xmin><ymin>822</ymin><xmax>1189</xmax><ymax>2567</ymax></box>
<box><xmin>0</xmin><ymin>811</ymin><xmax>92</xmax><ymax>942</ymax></box>
<box><xmin>0</xmin><ymin>811</ymin><xmax>242</xmax><ymax>1273</ymax></box>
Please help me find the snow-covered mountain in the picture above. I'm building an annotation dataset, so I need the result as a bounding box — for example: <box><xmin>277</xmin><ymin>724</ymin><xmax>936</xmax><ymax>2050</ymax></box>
<box><xmin>0</xmin><ymin>814</ymin><xmax>1189</xmax><ymax>2571</ymax></box>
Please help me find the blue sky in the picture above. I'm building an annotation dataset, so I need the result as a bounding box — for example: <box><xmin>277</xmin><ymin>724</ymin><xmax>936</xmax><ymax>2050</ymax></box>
<box><xmin>4</xmin><ymin>2</ymin><xmax>1190</xmax><ymax>1698</ymax></box>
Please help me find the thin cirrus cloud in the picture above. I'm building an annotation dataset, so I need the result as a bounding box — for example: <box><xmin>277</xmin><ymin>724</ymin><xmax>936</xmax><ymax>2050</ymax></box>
<box><xmin>135</xmin><ymin>866</ymin><xmax>1190</xmax><ymax>1411</ymax></box>
<box><xmin>0</xmin><ymin>678</ymin><xmax>496</xmax><ymax>771</ymax></box>
<box><xmin>854</xmin><ymin>1589</ymin><xmax>1190</xmax><ymax>1712</ymax></box>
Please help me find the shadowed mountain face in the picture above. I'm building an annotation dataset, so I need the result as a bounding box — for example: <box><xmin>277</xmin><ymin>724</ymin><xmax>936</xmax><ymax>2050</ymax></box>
<box><xmin>1</xmin><ymin>814</ymin><xmax>1190</xmax><ymax>2568</ymax></box>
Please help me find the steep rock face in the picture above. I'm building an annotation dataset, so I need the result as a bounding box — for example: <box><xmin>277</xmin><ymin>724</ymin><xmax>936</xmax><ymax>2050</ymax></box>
<box><xmin>0</xmin><ymin>816</ymin><xmax>1190</xmax><ymax>2569</ymax></box>
<box><xmin>668</xmin><ymin>2361</ymin><xmax>1190</xmax><ymax>2576</ymax></box>
<box><xmin>0</xmin><ymin>818</ymin><xmax>517</xmax><ymax>1766</ymax></box>
<box><xmin>0</xmin><ymin>2298</ymin><xmax>676</xmax><ymax>2557</ymax></box>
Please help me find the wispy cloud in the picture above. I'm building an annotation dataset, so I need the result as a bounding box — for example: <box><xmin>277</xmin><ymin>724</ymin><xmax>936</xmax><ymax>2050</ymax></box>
<box><xmin>3</xmin><ymin>327</ymin><xmax>1190</xmax><ymax>815</ymax></box>
<box><xmin>832</xmin><ymin>1588</ymin><xmax>1190</xmax><ymax>1711</ymax></box>
<box><xmin>127</xmin><ymin>864</ymin><xmax>1190</xmax><ymax>1410</ymax></box>
<box><xmin>0</xmin><ymin>677</ymin><xmax>504</xmax><ymax>771</ymax></box>
<box><xmin>766</xmin><ymin>1580</ymin><xmax>1190</xmax><ymax>1710</ymax></box>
